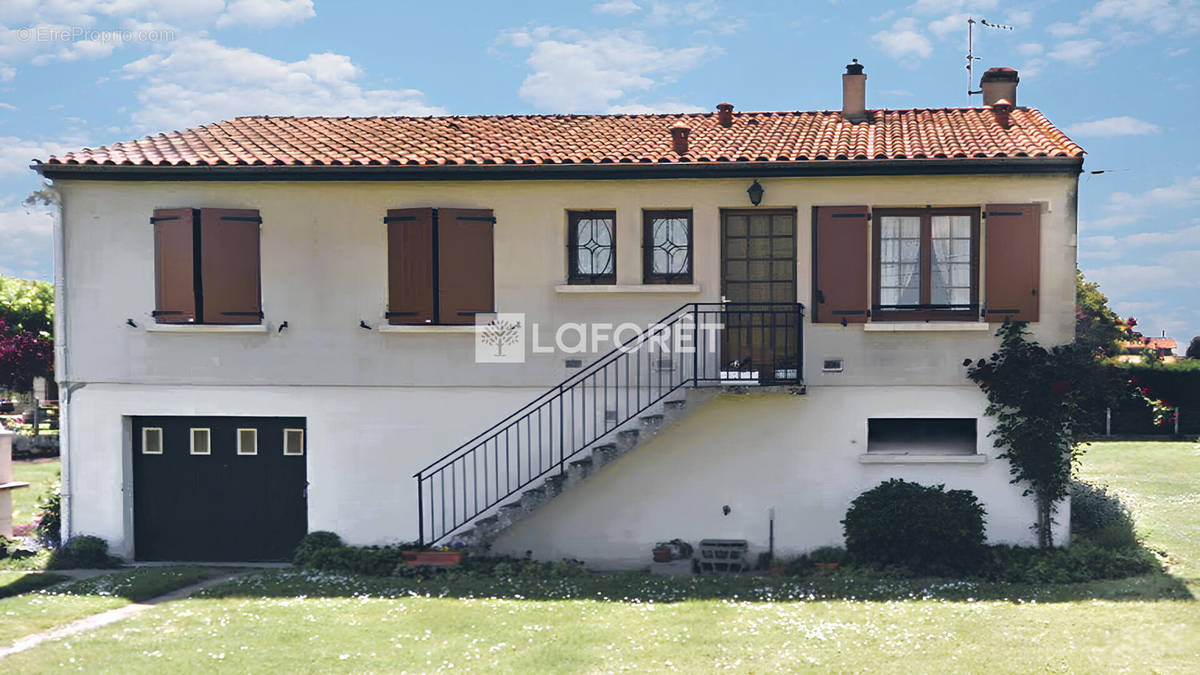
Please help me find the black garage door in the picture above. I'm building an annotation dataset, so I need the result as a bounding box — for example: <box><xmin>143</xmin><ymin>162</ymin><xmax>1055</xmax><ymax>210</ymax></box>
<box><xmin>132</xmin><ymin>416</ymin><xmax>307</xmax><ymax>562</ymax></box>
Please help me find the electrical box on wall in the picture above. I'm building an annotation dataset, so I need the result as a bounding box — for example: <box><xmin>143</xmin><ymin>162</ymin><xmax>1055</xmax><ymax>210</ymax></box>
<box><xmin>822</xmin><ymin>358</ymin><xmax>844</xmax><ymax>373</ymax></box>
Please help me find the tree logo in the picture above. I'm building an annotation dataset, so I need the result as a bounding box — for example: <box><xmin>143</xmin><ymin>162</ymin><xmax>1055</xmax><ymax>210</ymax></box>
<box><xmin>475</xmin><ymin>313</ymin><xmax>525</xmax><ymax>363</ymax></box>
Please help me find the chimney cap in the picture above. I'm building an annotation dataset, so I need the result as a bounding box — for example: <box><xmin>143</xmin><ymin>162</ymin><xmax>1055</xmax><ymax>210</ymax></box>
<box><xmin>845</xmin><ymin>58</ymin><xmax>865</xmax><ymax>75</ymax></box>
<box><xmin>669</xmin><ymin>121</ymin><xmax>691</xmax><ymax>131</ymax></box>
<box><xmin>981</xmin><ymin>67</ymin><xmax>1019</xmax><ymax>82</ymax></box>
<box><xmin>991</xmin><ymin>98</ymin><xmax>1014</xmax><ymax>110</ymax></box>
<box><xmin>716</xmin><ymin>102</ymin><xmax>734</xmax><ymax>110</ymax></box>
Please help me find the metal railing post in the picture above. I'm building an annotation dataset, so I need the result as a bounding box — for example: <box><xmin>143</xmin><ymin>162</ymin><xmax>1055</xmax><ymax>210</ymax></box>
<box><xmin>417</xmin><ymin>477</ymin><xmax>425</xmax><ymax>545</ymax></box>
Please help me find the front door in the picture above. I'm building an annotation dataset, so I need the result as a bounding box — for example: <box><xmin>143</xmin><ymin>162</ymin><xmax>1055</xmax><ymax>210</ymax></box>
<box><xmin>721</xmin><ymin>210</ymin><xmax>799</xmax><ymax>382</ymax></box>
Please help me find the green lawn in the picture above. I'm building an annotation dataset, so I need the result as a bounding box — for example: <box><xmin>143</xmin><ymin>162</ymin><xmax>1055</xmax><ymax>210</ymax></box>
<box><xmin>9</xmin><ymin>458</ymin><xmax>59</xmax><ymax>525</ymax></box>
<box><xmin>1</xmin><ymin>443</ymin><xmax>1198</xmax><ymax>671</ymax></box>
<box><xmin>0</xmin><ymin>567</ymin><xmax>216</xmax><ymax>646</ymax></box>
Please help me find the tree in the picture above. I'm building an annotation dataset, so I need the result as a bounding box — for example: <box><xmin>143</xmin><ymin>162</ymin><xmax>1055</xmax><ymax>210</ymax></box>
<box><xmin>1187</xmin><ymin>336</ymin><xmax>1200</xmax><ymax>360</ymax></box>
<box><xmin>0</xmin><ymin>318</ymin><xmax>53</xmax><ymax>391</ymax></box>
<box><xmin>1074</xmin><ymin>270</ymin><xmax>1126</xmax><ymax>356</ymax></box>
<box><xmin>0</xmin><ymin>276</ymin><xmax>54</xmax><ymax>392</ymax></box>
<box><xmin>0</xmin><ymin>276</ymin><xmax>54</xmax><ymax>338</ymax></box>
<box><xmin>965</xmin><ymin>322</ymin><xmax>1127</xmax><ymax>547</ymax></box>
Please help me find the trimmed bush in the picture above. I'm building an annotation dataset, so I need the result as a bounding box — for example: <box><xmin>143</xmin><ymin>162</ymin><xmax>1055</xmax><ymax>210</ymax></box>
<box><xmin>292</xmin><ymin>531</ymin><xmax>344</xmax><ymax>567</ymax></box>
<box><xmin>1070</xmin><ymin>480</ymin><xmax>1139</xmax><ymax>549</ymax></box>
<box><xmin>47</xmin><ymin>535</ymin><xmax>121</xmax><ymax>569</ymax></box>
<box><xmin>843</xmin><ymin>479</ymin><xmax>986</xmax><ymax>574</ymax></box>
<box><xmin>34</xmin><ymin>476</ymin><xmax>62</xmax><ymax>549</ymax></box>
<box><xmin>983</xmin><ymin>541</ymin><xmax>1159</xmax><ymax>583</ymax></box>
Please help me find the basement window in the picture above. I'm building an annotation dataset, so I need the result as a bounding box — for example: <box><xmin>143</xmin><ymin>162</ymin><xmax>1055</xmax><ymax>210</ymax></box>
<box><xmin>867</xmin><ymin>418</ymin><xmax>977</xmax><ymax>455</ymax></box>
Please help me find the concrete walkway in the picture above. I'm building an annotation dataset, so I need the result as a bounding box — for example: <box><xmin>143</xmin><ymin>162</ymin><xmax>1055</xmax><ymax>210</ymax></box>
<box><xmin>0</xmin><ymin>571</ymin><xmax>247</xmax><ymax>659</ymax></box>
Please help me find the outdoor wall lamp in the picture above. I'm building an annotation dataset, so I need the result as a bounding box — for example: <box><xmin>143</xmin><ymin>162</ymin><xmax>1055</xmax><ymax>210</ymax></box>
<box><xmin>747</xmin><ymin>180</ymin><xmax>764</xmax><ymax>206</ymax></box>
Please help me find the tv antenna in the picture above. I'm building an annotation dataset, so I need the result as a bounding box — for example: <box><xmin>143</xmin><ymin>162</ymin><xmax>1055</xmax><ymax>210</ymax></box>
<box><xmin>967</xmin><ymin>18</ymin><xmax>1014</xmax><ymax>102</ymax></box>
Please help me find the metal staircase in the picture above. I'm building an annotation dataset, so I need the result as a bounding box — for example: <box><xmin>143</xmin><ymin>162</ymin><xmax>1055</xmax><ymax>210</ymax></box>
<box><xmin>414</xmin><ymin>302</ymin><xmax>805</xmax><ymax>547</ymax></box>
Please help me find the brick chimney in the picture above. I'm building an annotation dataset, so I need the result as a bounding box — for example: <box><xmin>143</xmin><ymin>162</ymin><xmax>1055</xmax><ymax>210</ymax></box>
<box><xmin>716</xmin><ymin>102</ymin><xmax>734</xmax><ymax>127</ymax></box>
<box><xmin>669</xmin><ymin>122</ymin><xmax>691</xmax><ymax>154</ymax></box>
<box><xmin>981</xmin><ymin>67</ymin><xmax>1019</xmax><ymax>106</ymax></box>
<box><xmin>842</xmin><ymin>59</ymin><xmax>868</xmax><ymax>123</ymax></box>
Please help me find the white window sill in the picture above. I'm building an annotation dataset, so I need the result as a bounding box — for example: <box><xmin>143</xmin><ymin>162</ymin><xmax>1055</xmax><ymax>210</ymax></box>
<box><xmin>145</xmin><ymin>323</ymin><xmax>268</xmax><ymax>334</ymax></box>
<box><xmin>858</xmin><ymin>453</ymin><xmax>988</xmax><ymax>465</ymax></box>
<box><xmin>378</xmin><ymin>324</ymin><xmax>478</xmax><ymax>334</ymax></box>
<box><xmin>863</xmin><ymin>322</ymin><xmax>991</xmax><ymax>332</ymax></box>
<box><xmin>555</xmin><ymin>284</ymin><xmax>701</xmax><ymax>294</ymax></box>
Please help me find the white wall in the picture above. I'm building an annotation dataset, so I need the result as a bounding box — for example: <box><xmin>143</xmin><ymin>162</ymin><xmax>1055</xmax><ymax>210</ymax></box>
<box><xmin>492</xmin><ymin>385</ymin><xmax>1070</xmax><ymax>569</ymax></box>
<box><xmin>56</xmin><ymin>173</ymin><xmax>1077</xmax><ymax>389</ymax></box>
<box><xmin>55</xmin><ymin>172</ymin><xmax>1078</xmax><ymax>561</ymax></box>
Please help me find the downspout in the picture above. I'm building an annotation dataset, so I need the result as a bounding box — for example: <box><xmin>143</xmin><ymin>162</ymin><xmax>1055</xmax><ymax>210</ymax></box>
<box><xmin>44</xmin><ymin>182</ymin><xmax>76</xmax><ymax>543</ymax></box>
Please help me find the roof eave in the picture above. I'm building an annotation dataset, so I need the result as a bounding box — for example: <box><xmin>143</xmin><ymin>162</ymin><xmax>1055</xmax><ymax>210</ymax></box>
<box><xmin>31</xmin><ymin>156</ymin><xmax>1084</xmax><ymax>181</ymax></box>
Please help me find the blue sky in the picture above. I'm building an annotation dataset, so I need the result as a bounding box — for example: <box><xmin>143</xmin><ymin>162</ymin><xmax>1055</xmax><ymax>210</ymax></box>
<box><xmin>1</xmin><ymin>0</ymin><xmax>1197</xmax><ymax>343</ymax></box>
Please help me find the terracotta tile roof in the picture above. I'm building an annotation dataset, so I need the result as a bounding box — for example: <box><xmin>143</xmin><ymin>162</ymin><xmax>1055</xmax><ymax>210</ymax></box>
<box><xmin>1123</xmin><ymin>337</ymin><xmax>1177</xmax><ymax>351</ymax></box>
<box><xmin>38</xmin><ymin>107</ymin><xmax>1083</xmax><ymax>169</ymax></box>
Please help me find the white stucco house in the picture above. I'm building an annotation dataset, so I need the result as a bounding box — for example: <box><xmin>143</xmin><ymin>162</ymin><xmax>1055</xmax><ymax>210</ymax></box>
<box><xmin>33</xmin><ymin>64</ymin><xmax>1084</xmax><ymax>566</ymax></box>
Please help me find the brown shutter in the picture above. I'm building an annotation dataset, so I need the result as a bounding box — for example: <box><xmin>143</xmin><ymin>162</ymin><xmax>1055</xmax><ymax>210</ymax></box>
<box><xmin>386</xmin><ymin>207</ymin><xmax>435</xmax><ymax>324</ymax></box>
<box><xmin>813</xmin><ymin>206</ymin><xmax>869</xmax><ymax>324</ymax></box>
<box><xmin>438</xmin><ymin>208</ymin><xmax>495</xmax><ymax>325</ymax></box>
<box><xmin>199</xmin><ymin>208</ymin><xmax>262</xmax><ymax>324</ymax></box>
<box><xmin>984</xmin><ymin>203</ymin><xmax>1040</xmax><ymax>322</ymax></box>
<box><xmin>152</xmin><ymin>208</ymin><xmax>196</xmax><ymax>324</ymax></box>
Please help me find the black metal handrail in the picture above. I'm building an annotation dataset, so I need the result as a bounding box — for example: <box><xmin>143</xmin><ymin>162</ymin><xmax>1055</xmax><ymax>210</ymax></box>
<box><xmin>415</xmin><ymin>302</ymin><xmax>804</xmax><ymax>544</ymax></box>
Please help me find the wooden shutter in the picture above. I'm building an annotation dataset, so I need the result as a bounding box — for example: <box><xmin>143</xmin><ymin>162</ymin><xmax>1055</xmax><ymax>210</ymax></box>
<box><xmin>386</xmin><ymin>207</ymin><xmax>435</xmax><ymax>324</ymax></box>
<box><xmin>984</xmin><ymin>203</ymin><xmax>1040</xmax><ymax>322</ymax></box>
<box><xmin>438</xmin><ymin>208</ymin><xmax>495</xmax><ymax>325</ymax></box>
<box><xmin>199</xmin><ymin>208</ymin><xmax>262</xmax><ymax>324</ymax></box>
<box><xmin>152</xmin><ymin>208</ymin><xmax>196</xmax><ymax>324</ymax></box>
<box><xmin>813</xmin><ymin>206</ymin><xmax>869</xmax><ymax>324</ymax></box>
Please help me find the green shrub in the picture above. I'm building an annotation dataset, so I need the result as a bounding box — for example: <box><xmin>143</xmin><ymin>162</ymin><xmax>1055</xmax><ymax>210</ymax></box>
<box><xmin>843</xmin><ymin>479</ymin><xmax>987</xmax><ymax>574</ymax></box>
<box><xmin>809</xmin><ymin>546</ymin><xmax>848</xmax><ymax>564</ymax></box>
<box><xmin>292</xmin><ymin>531</ymin><xmax>343</xmax><ymax>567</ymax></box>
<box><xmin>1069</xmin><ymin>480</ymin><xmax>1139</xmax><ymax>549</ymax></box>
<box><xmin>34</xmin><ymin>475</ymin><xmax>62</xmax><ymax>549</ymax></box>
<box><xmin>47</xmin><ymin>535</ymin><xmax>121</xmax><ymax>569</ymax></box>
<box><xmin>983</xmin><ymin>541</ymin><xmax>1159</xmax><ymax>583</ymax></box>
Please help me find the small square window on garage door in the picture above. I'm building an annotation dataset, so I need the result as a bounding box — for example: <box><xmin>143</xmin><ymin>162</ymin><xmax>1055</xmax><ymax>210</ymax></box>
<box><xmin>141</xmin><ymin>427</ymin><xmax>163</xmax><ymax>454</ymax></box>
<box><xmin>284</xmin><ymin>428</ymin><xmax>305</xmax><ymax>456</ymax></box>
<box><xmin>237</xmin><ymin>428</ymin><xmax>258</xmax><ymax>455</ymax></box>
<box><xmin>190</xmin><ymin>428</ymin><xmax>211</xmax><ymax>455</ymax></box>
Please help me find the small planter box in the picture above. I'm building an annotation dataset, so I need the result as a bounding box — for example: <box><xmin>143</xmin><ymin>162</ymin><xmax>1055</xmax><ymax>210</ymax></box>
<box><xmin>403</xmin><ymin>551</ymin><xmax>466</xmax><ymax>567</ymax></box>
<box><xmin>814</xmin><ymin>562</ymin><xmax>840</xmax><ymax>573</ymax></box>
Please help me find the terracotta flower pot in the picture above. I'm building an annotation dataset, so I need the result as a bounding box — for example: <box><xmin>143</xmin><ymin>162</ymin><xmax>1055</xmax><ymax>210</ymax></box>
<box><xmin>404</xmin><ymin>551</ymin><xmax>466</xmax><ymax>566</ymax></box>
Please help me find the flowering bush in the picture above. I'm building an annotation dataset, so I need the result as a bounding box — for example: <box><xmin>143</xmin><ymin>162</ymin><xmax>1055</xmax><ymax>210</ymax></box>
<box><xmin>0</xmin><ymin>318</ymin><xmax>53</xmax><ymax>391</ymax></box>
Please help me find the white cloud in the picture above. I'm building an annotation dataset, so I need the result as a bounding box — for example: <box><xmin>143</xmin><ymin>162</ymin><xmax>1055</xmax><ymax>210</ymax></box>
<box><xmin>0</xmin><ymin>204</ymin><xmax>53</xmax><ymax>280</ymax></box>
<box><xmin>1048</xmin><ymin>39</ymin><xmax>1103</xmax><ymax>65</ymax></box>
<box><xmin>1065</xmin><ymin>116</ymin><xmax>1162</xmax><ymax>136</ymax></box>
<box><xmin>1085</xmin><ymin>176</ymin><xmax>1200</xmax><ymax>230</ymax></box>
<box><xmin>0</xmin><ymin>102</ymin><xmax>16</xmax><ymax>110</ymax></box>
<box><xmin>1083</xmin><ymin>0</ymin><xmax>1200</xmax><ymax>34</ymax></box>
<box><xmin>0</xmin><ymin>135</ymin><xmax>79</xmax><ymax>175</ymax></box>
<box><xmin>592</xmin><ymin>0</ymin><xmax>641</xmax><ymax>15</ymax></box>
<box><xmin>216</xmin><ymin>0</ymin><xmax>314</xmax><ymax>28</ymax></box>
<box><xmin>908</xmin><ymin>0</ymin><xmax>997</xmax><ymax>15</ymax></box>
<box><xmin>1017</xmin><ymin>42</ymin><xmax>1043</xmax><ymax>56</ymax></box>
<box><xmin>606</xmin><ymin>101</ymin><xmax>706</xmax><ymax>114</ymax></box>
<box><xmin>500</xmin><ymin>27</ymin><xmax>716</xmax><ymax>112</ymax></box>
<box><xmin>1046</xmin><ymin>21</ymin><xmax>1084</xmax><ymax>38</ymax></box>
<box><xmin>1006</xmin><ymin>9</ymin><xmax>1033</xmax><ymax>27</ymax></box>
<box><xmin>928</xmin><ymin>13</ymin><xmax>968</xmax><ymax>38</ymax></box>
<box><xmin>873</xmin><ymin>18</ymin><xmax>932</xmax><ymax>63</ymax></box>
<box><xmin>120</xmin><ymin>38</ymin><xmax>445</xmax><ymax>131</ymax></box>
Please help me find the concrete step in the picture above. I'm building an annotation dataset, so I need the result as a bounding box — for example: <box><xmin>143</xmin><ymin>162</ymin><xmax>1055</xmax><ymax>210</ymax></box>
<box><xmin>520</xmin><ymin>486</ymin><xmax>547</xmax><ymax>509</ymax></box>
<box><xmin>543</xmin><ymin>473</ymin><xmax>567</xmax><ymax>497</ymax></box>
<box><xmin>567</xmin><ymin>456</ymin><xmax>594</xmax><ymax>485</ymax></box>
<box><xmin>616</xmin><ymin>429</ymin><xmax>640</xmax><ymax>451</ymax></box>
<box><xmin>592</xmin><ymin>443</ymin><xmax>620</xmax><ymax>467</ymax></box>
<box><xmin>639</xmin><ymin>414</ymin><xmax>665</xmax><ymax>435</ymax></box>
